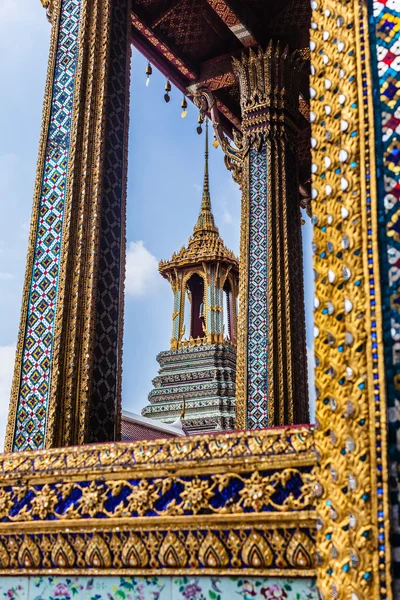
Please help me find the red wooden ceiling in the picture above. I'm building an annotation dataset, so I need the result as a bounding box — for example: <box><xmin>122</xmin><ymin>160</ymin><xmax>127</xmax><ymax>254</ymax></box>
<box><xmin>131</xmin><ymin>0</ymin><xmax>311</xmax><ymax>177</ymax></box>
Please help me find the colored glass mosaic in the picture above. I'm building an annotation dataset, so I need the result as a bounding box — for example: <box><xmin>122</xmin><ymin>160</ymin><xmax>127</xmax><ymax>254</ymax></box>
<box><xmin>310</xmin><ymin>0</ymin><xmax>393</xmax><ymax>595</ymax></box>
<box><xmin>13</xmin><ymin>0</ymin><xmax>81</xmax><ymax>451</ymax></box>
<box><xmin>368</xmin><ymin>0</ymin><xmax>400</xmax><ymax>588</ymax></box>
<box><xmin>0</xmin><ymin>427</ymin><xmax>315</xmax><ymax>574</ymax></box>
<box><xmin>247</xmin><ymin>146</ymin><xmax>268</xmax><ymax>429</ymax></box>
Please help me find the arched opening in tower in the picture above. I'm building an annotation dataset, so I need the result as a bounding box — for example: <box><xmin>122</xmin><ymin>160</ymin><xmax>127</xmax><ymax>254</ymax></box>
<box><xmin>186</xmin><ymin>273</ymin><xmax>205</xmax><ymax>340</ymax></box>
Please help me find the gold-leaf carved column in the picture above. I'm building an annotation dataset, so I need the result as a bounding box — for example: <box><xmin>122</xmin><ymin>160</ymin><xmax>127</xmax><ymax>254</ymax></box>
<box><xmin>310</xmin><ymin>0</ymin><xmax>392</xmax><ymax>598</ymax></box>
<box><xmin>233</xmin><ymin>45</ymin><xmax>309</xmax><ymax>429</ymax></box>
<box><xmin>6</xmin><ymin>0</ymin><xmax>131</xmax><ymax>451</ymax></box>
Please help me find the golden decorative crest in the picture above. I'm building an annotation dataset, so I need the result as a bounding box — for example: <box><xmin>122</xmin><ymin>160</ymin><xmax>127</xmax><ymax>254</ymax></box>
<box><xmin>286</xmin><ymin>529</ymin><xmax>314</xmax><ymax>569</ymax></box>
<box><xmin>241</xmin><ymin>531</ymin><xmax>273</xmax><ymax>568</ymax></box>
<box><xmin>85</xmin><ymin>534</ymin><xmax>112</xmax><ymax>569</ymax></box>
<box><xmin>51</xmin><ymin>534</ymin><xmax>75</xmax><ymax>568</ymax></box>
<box><xmin>39</xmin><ymin>0</ymin><xmax>54</xmax><ymax>22</ymax></box>
<box><xmin>18</xmin><ymin>538</ymin><xmax>40</xmax><ymax>568</ymax></box>
<box><xmin>199</xmin><ymin>532</ymin><xmax>229</xmax><ymax>567</ymax></box>
<box><xmin>159</xmin><ymin>532</ymin><xmax>188</xmax><ymax>567</ymax></box>
<box><xmin>121</xmin><ymin>533</ymin><xmax>149</xmax><ymax>568</ymax></box>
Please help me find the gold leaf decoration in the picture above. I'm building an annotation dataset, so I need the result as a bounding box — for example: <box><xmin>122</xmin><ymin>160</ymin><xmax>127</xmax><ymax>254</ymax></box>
<box><xmin>0</xmin><ymin>540</ymin><xmax>9</xmax><ymax>568</ymax></box>
<box><xmin>51</xmin><ymin>534</ymin><xmax>75</xmax><ymax>568</ymax></box>
<box><xmin>18</xmin><ymin>537</ymin><xmax>40</xmax><ymax>568</ymax></box>
<box><xmin>84</xmin><ymin>534</ymin><xmax>111</xmax><ymax>568</ymax></box>
<box><xmin>241</xmin><ymin>531</ymin><xmax>273</xmax><ymax>567</ymax></box>
<box><xmin>198</xmin><ymin>532</ymin><xmax>229</xmax><ymax>567</ymax></box>
<box><xmin>286</xmin><ymin>529</ymin><xmax>313</xmax><ymax>568</ymax></box>
<box><xmin>121</xmin><ymin>533</ymin><xmax>149</xmax><ymax>567</ymax></box>
<box><xmin>159</xmin><ymin>532</ymin><xmax>188</xmax><ymax>567</ymax></box>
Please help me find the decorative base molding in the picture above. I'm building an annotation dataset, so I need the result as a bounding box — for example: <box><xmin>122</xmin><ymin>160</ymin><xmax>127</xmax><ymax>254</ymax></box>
<box><xmin>0</xmin><ymin>427</ymin><xmax>316</xmax><ymax>575</ymax></box>
<box><xmin>142</xmin><ymin>344</ymin><xmax>237</xmax><ymax>433</ymax></box>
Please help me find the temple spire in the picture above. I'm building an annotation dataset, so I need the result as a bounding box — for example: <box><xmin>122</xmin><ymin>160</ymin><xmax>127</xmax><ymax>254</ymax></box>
<box><xmin>194</xmin><ymin>119</ymin><xmax>218</xmax><ymax>235</ymax></box>
<box><xmin>202</xmin><ymin>118</ymin><xmax>211</xmax><ymax>211</ymax></box>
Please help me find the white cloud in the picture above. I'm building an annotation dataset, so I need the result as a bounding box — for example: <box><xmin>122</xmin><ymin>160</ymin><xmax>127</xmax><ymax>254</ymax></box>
<box><xmin>0</xmin><ymin>272</ymin><xmax>14</xmax><ymax>281</ymax></box>
<box><xmin>0</xmin><ymin>345</ymin><xmax>15</xmax><ymax>451</ymax></box>
<box><xmin>222</xmin><ymin>206</ymin><xmax>233</xmax><ymax>225</ymax></box>
<box><xmin>0</xmin><ymin>0</ymin><xmax>19</xmax><ymax>22</ymax></box>
<box><xmin>125</xmin><ymin>240</ymin><xmax>159</xmax><ymax>298</ymax></box>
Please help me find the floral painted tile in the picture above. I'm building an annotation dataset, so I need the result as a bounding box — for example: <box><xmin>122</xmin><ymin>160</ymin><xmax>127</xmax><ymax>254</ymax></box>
<box><xmin>30</xmin><ymin>576</ymin><xmax>170</xmax><ymax>600</ymax></box>
<box><xmin>0</xmin><ymin>577</ymin><xmax>28</xmax><ymax>600</ymax></box>
<box><xmin>0</xmin><ymin>575</ymin><xmax>317</xmax><ymax>600</ymax></box>
<box><xmin>172</xmin><ymin>576</ymin><xmax>317</xmax><ymax>600</ymax></box>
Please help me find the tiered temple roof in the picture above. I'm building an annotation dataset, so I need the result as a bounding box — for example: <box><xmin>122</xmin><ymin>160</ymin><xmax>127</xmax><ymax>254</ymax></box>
<box><xmin>159</xmin><ymin>122</ymin><xmax>238</xmax><ymax>274</ymax></box>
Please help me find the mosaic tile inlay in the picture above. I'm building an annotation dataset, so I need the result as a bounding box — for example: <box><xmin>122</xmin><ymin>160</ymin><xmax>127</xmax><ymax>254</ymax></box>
<box><xmin>13</xmin><ymin>0</ymin><xmax>81</xmax><ymax>451</ymax></box>
<box><xmin>247</xmin><ymin>145</ymin><xmax>268</xmax><ymax>429</ymax></box>
<box><xmin>368</xmin><ymin>0</ymin><xmax>400</xmax><ymax>587</ymax></box>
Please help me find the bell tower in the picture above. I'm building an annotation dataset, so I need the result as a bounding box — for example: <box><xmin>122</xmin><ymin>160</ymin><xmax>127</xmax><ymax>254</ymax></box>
<box><xmin>142</xmin><ymin>122</ymin><xmax>239</xmax><ymax>433</ymax></box>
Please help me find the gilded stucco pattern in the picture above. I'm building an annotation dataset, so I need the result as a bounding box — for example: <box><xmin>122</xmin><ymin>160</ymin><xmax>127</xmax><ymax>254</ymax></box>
<box><xmin>310</xmin><ymin>0</ymin><xmax>391</xmax><ymax>597</ymax></box>
<box><xmin>368</xmin><ymin>0</ymin><xmax>400</xmax><ymax>589</ymax></box>
<box><xmin>0</xmin><ymin>427</ymin><xmax>315</xmax><ymax>574</ymax></box>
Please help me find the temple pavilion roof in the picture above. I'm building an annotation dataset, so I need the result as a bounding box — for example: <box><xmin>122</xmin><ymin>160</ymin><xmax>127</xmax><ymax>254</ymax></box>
<box><xmin>131</xmin><ymin>0</ymin><xmax>311</xmax><ymax>189</ymax></box>
<box><xmin>159</xmin><ymin>121</ymin><xmax>239</xmax><ymax>275</ymax></box>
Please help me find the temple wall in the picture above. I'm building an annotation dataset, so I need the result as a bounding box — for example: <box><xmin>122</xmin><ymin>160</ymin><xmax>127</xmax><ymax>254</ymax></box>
<box><xmin>0</xmin><ymin>575</ymin><xmax>317</xmax><ymax>599</ymax></box>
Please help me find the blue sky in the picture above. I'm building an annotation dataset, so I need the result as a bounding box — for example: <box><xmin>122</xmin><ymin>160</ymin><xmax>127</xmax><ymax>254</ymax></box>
<box><xmin>0</xmin><ymin>0</ymin><xmax>314</xmax><ymax>448</ymax></box>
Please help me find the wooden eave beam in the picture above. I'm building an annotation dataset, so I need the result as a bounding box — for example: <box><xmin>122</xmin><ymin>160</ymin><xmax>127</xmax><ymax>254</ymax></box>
<box><xmin>151</xmin><ymin>0</ymin><xmax>185</xmax><ymax>29</ymax></box>
<box><xmin>205</xmin><ymin>0</ymin><xmax>263</xmax><ymax>47</ymax></box>
<box><xmin>130</xmin><ymin>13</ymin><xmax>241</xmax><ymax>135</ymax></box>
<box><xmin>197</xmin><ymin>55</ymin><xmax>236</xmax><ymax>91</ymax></box>
<box><xmin>131</xmin><ymin>11</ymin><xmax>197</xmax><ymax>93</ymax></box>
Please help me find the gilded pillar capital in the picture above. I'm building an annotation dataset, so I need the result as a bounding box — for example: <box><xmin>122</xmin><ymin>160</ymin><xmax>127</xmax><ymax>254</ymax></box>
<box><xmin>232</xmin><ymin>44</ymin><xmax>305</xmax><ymax>145</ymax></box>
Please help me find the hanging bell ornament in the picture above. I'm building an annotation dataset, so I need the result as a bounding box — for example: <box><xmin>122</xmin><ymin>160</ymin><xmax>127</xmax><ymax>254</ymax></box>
<box><xmin>145</xmin><ymin>62</ymin><xmax>152</xmax><ymax>87</ymax></box>
<box><xmin>196</xmin><ymin>112</ymin><xmax>203</xmax><ymax>134</ymax></box>
<box><xmin>181</xmin><ymin>96</ymin><xmax>188</xmax><ymax>118</ymax></box>
<box><xmin>164</xmin><ymin>79</ymin><xmax>171</xmax><ymax>102</ymax></box>
<box><xmin>212</xmin><ymin>132</ymin><xmax>219</xmax><ymax>148</ymax></box>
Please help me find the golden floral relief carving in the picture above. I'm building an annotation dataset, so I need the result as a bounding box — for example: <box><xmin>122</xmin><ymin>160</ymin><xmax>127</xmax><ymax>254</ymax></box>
<box><xmin>0</xmin><ymin>427</ymin><xmax>315</xmax><ymax>482</ymax></box>
<box><xmin>0</xmin><ymin>523</ymin><xmax>315</xmax><ymax>574</ymax></box>
<box><xmin>0</xmin><ymin>468</ymin><xmax>313</xmax><ymax>522</ymax></box>
<box><xmin>159</xmin><ymin>532</ymin><xmax>188</xmax><ymax>568</ymax></box>
<box><xmin>31</xmin><ymin>484</ymin><xmax>58</xmax><ymax>520</ymax></box>
<box><xmin>121</xmin><ymin>533</ymin><xmax>149</xmax><ymax>568</ymax></box>
<box><xmin>51</xmin><ymin>534</ymin><xmax>75</xmax><ymax>568</ymax></box>
<box><xmin>241</xmin><ymin>531</ymin><xmax>273</xmax><ymax>568</ymax></box>
<box><xmin>309</xmin><ymin>0</ymin><xmax>391</xmax><ymax>596</ymax></box>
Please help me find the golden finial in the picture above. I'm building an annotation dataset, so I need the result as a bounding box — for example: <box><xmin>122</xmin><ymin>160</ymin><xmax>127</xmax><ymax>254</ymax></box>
<box><xmin>157</xmin><ymin>116</ymin><xmax>239</xmax><ymax>277</ymax></box>
<box><xmin>202</xmin><ymin>118</ymin><xmax>210</xmax><ymax>210</ymax></box>
<box><xmin>193</xmin><ymin>119</ymin><xmax>218</xmax><ymax>235</ymax></box>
